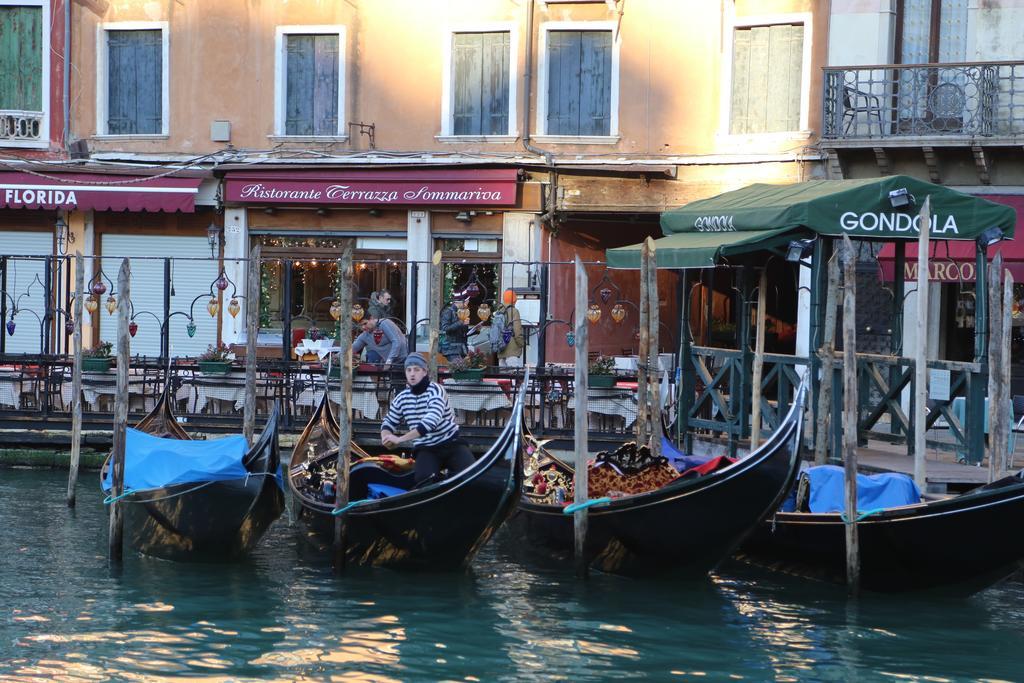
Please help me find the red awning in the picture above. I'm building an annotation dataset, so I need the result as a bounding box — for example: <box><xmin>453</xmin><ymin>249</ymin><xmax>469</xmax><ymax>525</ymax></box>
<box><xmin>223</xmin><ymin>168</ymin><xmax>519</xmax><ymax>207</ymax></box>
<box><xmin>0</xmin><ymin>172</ymin><xmax>202</xmax><ymax>213</ymax></box>
<box><xmin>878</xmin><ymin>195</ymin><xmax>1024</xmax><ymax>282</ymax></box>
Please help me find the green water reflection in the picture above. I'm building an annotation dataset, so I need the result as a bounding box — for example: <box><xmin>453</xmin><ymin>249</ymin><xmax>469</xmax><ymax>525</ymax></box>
<box><xmin>1</xmin><ymin>469</ymin><xmax>1022</xmax><ymax>681</ymax></box>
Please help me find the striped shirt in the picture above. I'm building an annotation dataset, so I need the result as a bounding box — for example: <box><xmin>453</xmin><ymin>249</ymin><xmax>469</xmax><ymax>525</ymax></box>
<box><xmin>381</xmin><ymin>381</ymin><xmax>460</xmax><ymax>447</ymax></box>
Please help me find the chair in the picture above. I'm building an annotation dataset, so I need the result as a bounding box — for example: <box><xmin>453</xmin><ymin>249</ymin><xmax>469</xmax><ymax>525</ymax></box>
<box><xmin>1010</xmin><ymin>395</ymin><xmax>1024</xmax><ymax>467</ymax></box>
<box><xmin>842</xmin><ymin>86</ymin><xmax>884</xmax><ymax>136</ymax></box>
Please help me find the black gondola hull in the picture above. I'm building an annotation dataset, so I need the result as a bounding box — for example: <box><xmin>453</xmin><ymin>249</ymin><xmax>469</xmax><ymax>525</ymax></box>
<box><xmin>512</xmin><ymin>397</ymin><xmax>805</xmax><ymax>577</ymax></box>
<box><xmin>741</xmin><ymin>475</ymin><xmax>1024</xmax><ymax>593</ymax></box>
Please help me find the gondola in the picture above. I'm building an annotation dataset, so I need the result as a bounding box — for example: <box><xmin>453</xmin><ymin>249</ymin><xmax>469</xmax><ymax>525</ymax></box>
<box><xmin>510</xmin><ymin>384</ymin><xmax>807</xmax><ymax>577</ymax></box>
<box><xmin>288</xmin><ymin>373</ymin><xmax>527</xmax><ymax>570</ymax></box>
<box><xmin>100</xmin><ymin>389</ymin><xmax>284</xmax><ymax>562</ymax></box>
<box><xmin>738</xmin><ymin>468</ymin><xmax>1024</xmax><ymax>593</ymax></box>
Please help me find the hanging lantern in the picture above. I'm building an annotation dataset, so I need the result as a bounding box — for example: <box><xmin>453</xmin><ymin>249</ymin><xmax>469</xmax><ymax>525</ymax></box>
<box><xmin>214</xmin><ymin>273</ymin><xmax>230</xmax><ymax>291</ymax></box>
<box><xmin>329</xmin><ymin>300</ymin><xmax>343</xmax><ymax>321</ymax></box>
<box><xmin>65</xmin><ymin>319</ymin><xmax>75</xmax><ymax>335</ymax></box>
<box><xmin>90</xmin><ymin>280</ymin><xmax>107</xmax><ymax>296</ymax></box>
<box><xmin>610</xmin><ymin>303</ymin><xmax>626</xmax><ymax>324</ymax></box>
<box><xmin>477</xmin><ymin>303</ymin><xmax>492</xmax><ymax>322</ymax></box>
<box><xmin>586</xmin><ymin>304</ymin><xmax>602</xmax><ymax>324</ymax></box>
<box><xmin>84</xmin><ymin>295</ymin><xmax>99</xmax><ymax>314</ymax></box>
<box><xmin>105</xmin><ymin>295</ymin><xmax>117</xmax><ymax>315</ymax></box>
<box><xmin>566</xmin><ymin>331</ymin><xmax>575</xmax><ymax>347</ymax></box>
<box><xmin>600</xmin><ymin>287</ymin><xmax>613</xmax><ymax>304</ymax></box>
<box><xmin>207</xmin><ymin>297</ymin><xmax>220</xmax><ymax>317</ymax></box>
<box><xmin>129</xmin><ymin>321</ymin><xmax>138</xmax><ymax>337</ymax></box>
<box><xmin>186</xmin><ymin>320</ymin><xmax>197</xmax><ymax>338</ymax></box>
<box><xmin>5</xmin><ymin>319</ymin><xmax>14</xmax><ymax>336</ymax></box>
<box><xmin>351</xmin><ymin>303</ymin><xmax>365</xmax><ymax>322</ymax></box>
<box><xmin>457</xmin><ymin>306</ymin><xmax>471</xmax><ymax>323</ymax></box>
<box><xmin>227</xmin><ymin>298</ymin><xmax>241</xmax><ymax>318</ymax></box>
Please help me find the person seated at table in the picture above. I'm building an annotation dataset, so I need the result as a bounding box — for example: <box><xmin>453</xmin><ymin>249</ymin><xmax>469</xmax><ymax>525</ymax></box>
<box><xmin>440</xmin><ymin>292</ymin><xmax>473</xmax><ymax>363</ymax></box>
<box><xmin>495</xmin><ymin>289</ymin><xmax>525</xmax><ymax>369</ymax></box>
<box><xmin>380</xmin><ymin>353</ymin><xmax>474</xmax><ymax>485</ymax></box>
<box><xmin>353</xmin><ymin>314</ymin><xmax>408</xmax><ymax>367</ymax></box>
<box><xmin>365</xmin><ymin>290</ymin><xmax>394</xmax><ymax>362</ymax></box>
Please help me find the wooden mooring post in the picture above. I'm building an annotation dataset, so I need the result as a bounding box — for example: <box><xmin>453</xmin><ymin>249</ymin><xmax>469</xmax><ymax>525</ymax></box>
<box><xmin>1000</xmin><ymin>270</ymin><xmax>1014</xmax><ymax>473</ymax></box>
<box><xmin>108</xmin><ymin>258</ymin><xmax>130</xmax><ymax>564</ymax></box>
<box><xmin>428</xmin><ymin>250</ymin><xmax>442</xmax><ymax>382</ymax></box>
<box><xmin>840</xmin><ymin>236</ymin><xmax>860</xmax><ymax>594</ymax></box>
<box><xmin>913</xmin><ymin>197</ymin><xmax>931</xmax><ymax>490</ymax></box>
<box><xmin>987</xmin><ymin>253</ymin><xmax>1006</xmax><ymax>483</ymax></box>
<box><xmin>815</xmin><ymin>253</ymin><xmax>840</xmax><ymax>465</ymax></box>
<box><xmin>573</xmin><ymin>256</ymin><xmax>589</xmax><ymax>579</ymax></box>
<box><xmin>646</xmin><ymin>238</ymin><xmax>663</xmax><ymax>458</ymax></box>
<box><xmin>636</xmin><ymin>241</ymin><xmax>650</xmax><ymax>446</ymax></box>
<box><xmin>750</xmin><ymin>266</ymin><xmax>768</xmax><ymax>449</ymax></box>
<box><xmin>243</xmin><ymin>244</ymin><xmax>261</xmax><ymax>445</ymax></box>
<box><xmin>66</xmin><ymin>252</ymin><xmax>84</xmax><ymax>507</ymax></box>
<box><xmin>333</xmin><ymin>244</ymin><xmax>355</xmax><ymax>571</ymax></box>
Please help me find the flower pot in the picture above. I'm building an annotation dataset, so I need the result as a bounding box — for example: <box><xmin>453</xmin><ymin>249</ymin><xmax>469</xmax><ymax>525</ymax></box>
<box><xmin>328</xmin><ymin>366</ymin><xmax>358</xmax><ymax>378</ymax></box>
<box><xmin>198</xmin><ymin>360</ymin><xmax>233</xmax><ymax>374</ymax></box>
<box><xmin>82</xmin><ymin>357</ymin><xmax>113</xmax><ymax>372</ymax></box>
<box><xmin>588</xmin><ymin>374</ymin><xmax>616</xmax><ymax>388</ymax></box>
<box><xmin>452</xmin><ymin>368</ymin><xmax>485</xmax><ymax>381</ymax></box>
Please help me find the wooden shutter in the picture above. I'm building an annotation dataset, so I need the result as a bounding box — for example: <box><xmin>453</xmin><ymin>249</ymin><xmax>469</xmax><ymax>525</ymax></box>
<box><xmin>453</xmin><ymin>32</ymin><xmax>509</xmax><ymax>136</ymax></box>
<box><xmin>730</xmin><ymin>24</ymin><xmax>803</xmax><ymax>134</ymax></box>
<box><xmin>286</xmin><ymin>34</ymin><xmax>339</xmax><ymax>136</ymax></box>
<box><xmin>579</xmin><ymin>31</ymin><xmax>611</xmax><ymax>135</ymax></box>
<box><xmin>0</xmin><ymin>6</ymin><xmax>42</xmax><ymax>112</ymax></box>
<box><xmin>547</xmin><ymin>30</ymin><xmax>610</xmax><ymax>136</ymax></box>
<box><xmin>107</xmin><ymin>30</ymin><xmax>162</xmax><ymax>135</ymax></box>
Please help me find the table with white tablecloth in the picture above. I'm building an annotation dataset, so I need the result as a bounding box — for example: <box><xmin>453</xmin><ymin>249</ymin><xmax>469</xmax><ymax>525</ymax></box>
<box><xmin>294</xmin><ymin>376</ymin><xmax>381</xmax><ymax>419</ymax></box>
<box><xmin>175</xmin><ymin>374</ymin><xmax>248</xmax><ymax>413</ymax></box>
<box><xmin>443</xmin><ymin>379</ymin><xmax>513</xmax><ymax>424</ymax></box>
<box><xmin>0</xmin><ymin>370</ymin><xmax>30</xmax><ymax>409</ymax></box>
<box><xmin>60</xmin><ymin>371</ymin><xmax>151</xmax><ymax>411</ymax></box>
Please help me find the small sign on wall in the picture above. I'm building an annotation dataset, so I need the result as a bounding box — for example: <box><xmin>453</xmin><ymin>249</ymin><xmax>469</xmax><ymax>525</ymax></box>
<box><xmin>929</xmin><ymin>369</ymin><xmax>951</xmax><ymax>401</ymax></box>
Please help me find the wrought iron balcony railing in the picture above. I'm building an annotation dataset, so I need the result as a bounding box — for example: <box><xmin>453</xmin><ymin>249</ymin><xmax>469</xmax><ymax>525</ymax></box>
<box><xmin>0</xmin><ymin>110</ymin><xmax>44</xmax><ymax>143</ymax></box>
<box><xmin>823</xmin><ymin>61</ymin><xmax>1024</xmax><ymax>140</ymax></box>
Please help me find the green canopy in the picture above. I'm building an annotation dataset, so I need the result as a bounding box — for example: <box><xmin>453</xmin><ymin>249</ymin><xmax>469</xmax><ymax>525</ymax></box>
<box><xmin>606</xmin><ymin>175</ymin><xmax>1016</xmax><ymax>269</ymax></box>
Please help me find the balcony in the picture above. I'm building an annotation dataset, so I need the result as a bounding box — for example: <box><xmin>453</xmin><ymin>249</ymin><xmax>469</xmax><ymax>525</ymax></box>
<box><xmin>823</xmin><ymin>61</ymin><xmax>1024</xmax><ymax>143</ymax></box>
<box><xmin>0</xmin><ymin>110</ymin><xmax>44</xmax><ymax>145</ymax></box>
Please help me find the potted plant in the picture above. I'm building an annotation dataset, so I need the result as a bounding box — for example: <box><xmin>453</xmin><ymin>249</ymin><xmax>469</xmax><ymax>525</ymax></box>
<box><xmin>450</xmin><ymin>348</ymin><xmax>487</xmax><ymax>381</ymax></box>
<box><xmin>710</xmin><ymin>320</ymin><xmax>736</xmax><ymax>347</ymax></box>
<box><xmin>587</xmin><ymin>354</ymin><xmax>617</xmax><ymax>388</ymax></box>
<box><xmin>198</xmin><ymin>342</ymin><xmax>234</xmax><ymax>374</ymax></box>
<box><xmin>82</xmin><ymin>341</ymin><xmax>114</xmax><ymax>372</ymax></box>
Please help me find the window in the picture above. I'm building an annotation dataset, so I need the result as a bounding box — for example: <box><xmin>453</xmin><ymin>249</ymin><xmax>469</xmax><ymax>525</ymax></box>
<box><xmin>0</xmin><ymin>2</ymin><xmax>48</xmax><ymax>147</ymax></box>
<box><xmin>450</xmin><ymin>31</ymin><xmax>510</xmax><ymax>136</ymax></box>
<box><xmin>275</xmin><ymin>27</ymin><xmax>345</xmax><ymax>137</ymax></box>
<box><xmin>729</xmin><ymin>23</ymin><xmax>805</xmax><ymax>134</ymax></box>
<box><xmin>97</xmin><ymin>22</ymin><xmax>168</xmax><ymax>136</ymax></box>
<box><xmin>545</xmin><ymin>29</ymin><xmax>612</xmax><ymax>136</ymax></box>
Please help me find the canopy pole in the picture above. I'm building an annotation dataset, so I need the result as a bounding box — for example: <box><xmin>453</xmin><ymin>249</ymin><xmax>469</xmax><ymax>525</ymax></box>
<box><xmin>913</xmin><ymin>197</ymin><xmax>931</xmax><ymax>490</ymax></box>
<box><xmin>66</xmin><ymin>252</ymin><xmax>84</xmax><ymax>507</ymax></box>
<box><xmin>750</xmin><ymin>267</ymin><xmax>767</xmax><ymax>449</ymax></box>
<box><xmin>108</xmin><ymin>258</ymin><xmax>130</xmax><ymax>566</ymax></box>
<box><xmin>841</xmin><ymin>235</ymin><xmax>860</xmax><ymax>596</ymax></box>
<box><xmin>573</xmin><ymin>256</ymin><xmax>589</xmax><ymax>579</ymax></box>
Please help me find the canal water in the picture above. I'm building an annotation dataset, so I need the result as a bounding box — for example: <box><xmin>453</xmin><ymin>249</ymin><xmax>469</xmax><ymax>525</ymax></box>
<box><xmin>2</xmin><ymin>468</ymin><xmax>1023</xmax><ymax>682</ymax></box>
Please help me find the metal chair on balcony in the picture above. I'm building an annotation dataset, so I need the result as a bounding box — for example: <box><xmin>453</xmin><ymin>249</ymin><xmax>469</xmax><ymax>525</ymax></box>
<box><xmin>842</xmin><ymin>86</ymin><xmax>885</xmax><ymax>136</ymax></box>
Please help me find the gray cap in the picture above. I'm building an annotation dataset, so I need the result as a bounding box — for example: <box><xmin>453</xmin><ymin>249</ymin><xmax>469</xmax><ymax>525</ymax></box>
<box><xmin>404</xmin><ymin>353</ymin><xmax>428</xmax><ymax>370</ymax></box>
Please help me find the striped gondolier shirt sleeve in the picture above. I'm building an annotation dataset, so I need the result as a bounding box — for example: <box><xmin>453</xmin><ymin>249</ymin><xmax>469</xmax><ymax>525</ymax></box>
<box><xmin>381</xmin><ymin>383</ymin><xmax>459</xmax><ymax>447</ymax></box>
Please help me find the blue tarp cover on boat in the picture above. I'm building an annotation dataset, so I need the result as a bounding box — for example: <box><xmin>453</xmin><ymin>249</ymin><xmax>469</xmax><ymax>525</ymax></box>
<box><xmin>102</xmin><ymin>428</ymin><xmax>249</xmax><ymax>492</ymax></box>
<box><xmin>806</xmin><ymin>465</ymin><xmax>921</xmax><ymax>513</ymax></box>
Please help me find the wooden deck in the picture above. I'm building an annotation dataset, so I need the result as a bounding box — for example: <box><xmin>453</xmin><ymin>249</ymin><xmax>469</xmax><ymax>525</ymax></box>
<box><xmin>856</xmin><ymin>443</ymin><xmax>998</xmax><ymax>489</ymax></box>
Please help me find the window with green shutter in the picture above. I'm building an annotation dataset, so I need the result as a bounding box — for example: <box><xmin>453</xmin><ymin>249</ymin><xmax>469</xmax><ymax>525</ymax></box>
<box><xmin>106</xmin><ymin>29</ymin><xmax>163</xmax><ymax>134</ymax></box>
<box><xmin>729</xmin><ymin>24</ymin><xmax>804</xmax><ymax>135</ymax></box>
<box><xmin>285</xmin><ymin>34</ymin><xmax>339</xmax><ymax>136</ymax></box>
<box><xmin>452</xmin><ymin>32</ymin><xmax>510</xmax><ymax>136</ymax></box>
<box><xmin>0</xmin><ymin>6</ymin><xmax>43</xmax><ymax>112</ymax></box>
<box><xmin>546</xmin><ymin>30</ymin><xmax>612</xmax><ymax>136</ymax></box>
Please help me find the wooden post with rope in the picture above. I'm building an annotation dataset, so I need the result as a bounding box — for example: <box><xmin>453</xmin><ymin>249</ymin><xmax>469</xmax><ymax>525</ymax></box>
<box><xmin>333</xmin><ymin>243</ymin><xmax>355</xmax><ymax>570</ymax></box>
<box><xmin>243</xmin><ymin>244</ymin><xmax>261</xmax><ymax>445</ymax></box>
<box><xmin>913</xmin><ymin>196</ymin><xmax>931</xmax><ymax>490</ymax></box>
<box><xmin>428</xmin><ymin>250</ymin><xmax>442</xmax><ymax>382</ymax></box>
<box><xmin>751</xmin><ymin>266</ymin><xmax>768</xmax><ymax>449</ymax></box>
<box><xmin>66</xmin><ymin>252</ymin><xmax>85</xmax><ymax>507</ymax></box>
<box><xmin>987</xmin><ymin>253</ymin><xmax>1005</xmax><ymax>482</ymax></box>
<box><xmin>1000</xmin><ymin>270</ymin><xmax>1014</xmax><ymax>474</ymax></box>
<box><xmin>815</xmin><ymin>253</ymin><xmax>840</xmax><ymax>465</ymax></box>
<box><xmin>646</xmin><ymin>237</ymin><xmax>663</xmax><ymax>457</ymax></box>
<box><xmin>573</xmin><ymin>255</ymin><xmax>590</xmax><ymax>578</ymax></box>
<box><xmin>840</xmin><ymin>236</ymin><xmax>860</xmax><ymax>594</ymax></box>
<box><xmin>108</xmin><ymin>258</ymin><xmax>130</xmax><ymax>564</ymax></box>
<box><xmin>636</xmin><ymin>240</ymin><xmax>650</xmax><ymax>446</ymax></box>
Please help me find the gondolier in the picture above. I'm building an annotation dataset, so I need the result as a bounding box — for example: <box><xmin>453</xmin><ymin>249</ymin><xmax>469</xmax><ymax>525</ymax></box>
<box><xmin>380</xmin><ymin>353</ymin><xmax>474</xmax><ymax>484</ymax></box>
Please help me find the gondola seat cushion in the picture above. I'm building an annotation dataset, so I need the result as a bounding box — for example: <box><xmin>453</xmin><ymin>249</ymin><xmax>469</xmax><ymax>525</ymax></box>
<box><xmin>367</xmin><ymin>483</ymin><xmax>407</xmax><ymax>499</ymax></box>
<box><xmin>102</xmin><ymin>428</ymin><xmax>249</xmax><ymax>492</ymax></box>
<box><xmin>805</xmin><ymin>465</ymin><xmax>921</xmax><ymax>514</ymax></box>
